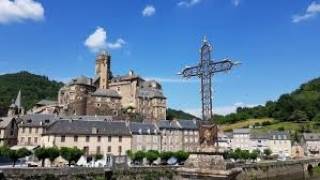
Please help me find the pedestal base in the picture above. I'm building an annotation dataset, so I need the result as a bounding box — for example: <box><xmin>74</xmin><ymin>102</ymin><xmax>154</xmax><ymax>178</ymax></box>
<box><xmin>177</xmin><ymin>148</ymin><xmax>241</xmax><ymax>179</ymax></box>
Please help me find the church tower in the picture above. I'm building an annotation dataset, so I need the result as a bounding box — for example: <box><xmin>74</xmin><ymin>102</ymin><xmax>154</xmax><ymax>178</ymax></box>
<box><xmin>7</xmin><ymin>90</ymin><xmax>24</xmax><ymax>117</ymax></box>
<box><xmin>95</xmin><ymin>50</ymin><xmax>111</xmax><ymax>89</ymax></box>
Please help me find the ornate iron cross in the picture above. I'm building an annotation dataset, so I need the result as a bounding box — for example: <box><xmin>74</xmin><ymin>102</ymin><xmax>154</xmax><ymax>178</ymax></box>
<box><xmin>179</xmin><ymin>37</ymin><xmax>238</xmax><ymax>121</ymax></box>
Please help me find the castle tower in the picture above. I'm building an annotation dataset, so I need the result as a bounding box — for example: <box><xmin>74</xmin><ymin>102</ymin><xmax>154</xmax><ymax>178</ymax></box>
<box><xmin>95</xmin><ymin>50</ymin><xmax>111</xmax><ymax>89</ymax></box>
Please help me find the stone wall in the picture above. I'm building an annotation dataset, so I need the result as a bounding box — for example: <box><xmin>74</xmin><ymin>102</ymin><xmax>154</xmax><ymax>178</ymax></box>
<box><xmin>0</xmin><ymin>167</ymin><xmax>107</xmax><ymax>180</ymax></box>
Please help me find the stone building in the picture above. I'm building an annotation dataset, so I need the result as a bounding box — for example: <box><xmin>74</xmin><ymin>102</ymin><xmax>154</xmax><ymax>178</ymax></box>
<box><xmin>0</xmin><ymin>90</ymin><xmax>24</xmax><ymax>146</ymax></box>
<box><xmin>230</xmin><ymin>128</ymin><xmax>252</xmax><ymax>150</ymax></box>
<box><xmin>58</xmin><ymin>51</ymin><xmax>166</xmax><ymax>121</ymax></box>
<box><xmin>17</xmin><ymin>114</ymin><xmax>57</xmax><ymax>147</ymax></box>
<box><xmin>0</xmin><ymin>117</ymin><xmax>18</xmax><ymax>146</ymax></box>
<box><xmin>157</xmin><ymin>120</ymin><xmax>199</xmax><ymax>152</ymax></box>
<box><xmin>267</xmin><ymin>131</ymin><xmax>291</xmax><ymax>157</ymax></box>
<box><xmin>301</xmin><ymin>133</ymin><xmax>320</xmax><ymax>156</ymax></box>
<box><xmin>42</xmin><ymin>119</ymin><xmax>132</xmax><ymax>156</ymax></box>
<box><xmin>128</xmin><ymin>122</ymin><xmax>161</xmax><ymax>151</ymax></box>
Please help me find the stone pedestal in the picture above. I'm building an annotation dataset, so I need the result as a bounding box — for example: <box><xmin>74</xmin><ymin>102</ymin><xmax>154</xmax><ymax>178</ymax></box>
<box><xmin>177</xmin><ymin>147</ymin><xmax>242</xmax><ymax>179</ymax></box>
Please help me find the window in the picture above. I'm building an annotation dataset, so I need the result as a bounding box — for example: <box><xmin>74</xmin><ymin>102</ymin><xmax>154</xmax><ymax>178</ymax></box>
<box><xmin>97</xmin><ymin>146</ymin><xmax>101</xmax><ymax>154</ymax></box>
<box><xmin>22</xmin><ymin>127</ymin><xmax>25</xmax><ymax>133</ymax></box>
<box><xmin>35</xmin><ymin>128</ymin><xmax>39</xmax><ymax>133</ymax></box>
<box><xmin>118</xmin><ymin>146</ymin><xmax>122</xmax><ymax>155</ymax></box>
<box><xmin>29</xmin><ymin>127</ymin><xmax>32</xmax><ymax>133</ymax></box>
<box><xmin>107</xmin><ymin>146</ymin><xmax>111</xmax><ymax>152</ymax></box>
<box><xmin>74</xmin><ymin>136</ymin><xmax>78</xmax><ymax>142</ymax></box>
<box><xmin>97</xmin><ymin>136</ymin><xmax>101</xmax><ymax>142</ymax></box>
<box><xmin>108</xmin><ymin>136</ymin><xmax>111</xmax><ymax>142</ymax></box>
<box><xmin>119</xmin><ymin>136</ymin><xmax>122</xmax><ymax>142</ymax></box>
<box><xmin>28</xmin><ymin>137</ymin><xmax>31</xmax><ymax>145</ymax></box>
<box><xmin>20</xmin><ymin>137</ymin><xmax>24</xmax><ymax>143</ymax></box>
<box><xmin>34</xmin><ymin>137</ymin><xmax>38</xmax><ymax>144</ymax></box>
<box><xmin>83</xmin><ymin>146</ymin><xmax>89</xmax><ymax>155</ymax></box>
<box><xmin>86</xmin><ymin>136</ymin><xmax>90</xmax><ymax>142</ymax></box>
<box><xmin>61</xmin><ymin>136</ymin><xmax>65</xmax><ymax>142</ymax></box>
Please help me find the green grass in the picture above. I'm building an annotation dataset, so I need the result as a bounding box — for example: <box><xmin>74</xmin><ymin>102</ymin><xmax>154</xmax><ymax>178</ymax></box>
<box><xmin>220</xmin><ymin>118</ymin><xmax>274</xmax><ymax>131</ymax></box>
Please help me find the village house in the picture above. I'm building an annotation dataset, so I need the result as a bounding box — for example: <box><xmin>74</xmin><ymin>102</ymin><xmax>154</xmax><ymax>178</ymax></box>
<box><xmin>17</xmin><ymin>114</ymin><xmax>57</xmax><ymax>147</ymax></box>
<box><xmin>128</xmin><ymin>122</ymin><xmax>161</xmax><ymax>151</ymax></box>
<box><xmin>267</xmin><ymin>131</ymin><xmax>291</xmax><ymax>157</ymax></box>
<box><xmin>301</xmin><ymin>133</ymin><xmax>320</xmax><ymax>156</ymax></box>
<box><xmin>42</xmin><ymin>119</ymin><xmax>131</xmax><ymax>157</ymax></box>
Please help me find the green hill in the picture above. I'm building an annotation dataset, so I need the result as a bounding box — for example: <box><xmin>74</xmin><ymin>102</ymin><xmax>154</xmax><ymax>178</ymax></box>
<box><xmin>166</xmin><ymin>108</ymin><xmax>199</xmax><ymax>120</ymax></box>
<box><xmin>215</xmin><ymin>77</ymin><xmax>320</xmax><ymax>124</ymax></box>
<box><xmin>0</xmin><ymin>71</ymin><xmax>64</xmax><ymax>116</ymax></box>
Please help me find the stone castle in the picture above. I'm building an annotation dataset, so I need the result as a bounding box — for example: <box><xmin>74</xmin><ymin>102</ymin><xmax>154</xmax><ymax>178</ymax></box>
<box><xmin>58</xmin><ymin>51</ymin><xmax>167</xmax><ymax>121</ymax></box>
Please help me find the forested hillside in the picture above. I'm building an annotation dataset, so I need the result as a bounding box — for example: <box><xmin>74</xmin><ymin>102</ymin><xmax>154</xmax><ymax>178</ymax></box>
<box><xmin>167</xmin><ymin>108</ymin><xmax>199</xmax><ymax>120</ymax></box>
<box><xmin>214</xmin><ymin>77</ymin><xmax>320</xmax><ymax>124</ymax></box>
<box><xmin>0</xmin><ymin>71</ymin><xmax>64</xmax><ymax>115</ymax></box>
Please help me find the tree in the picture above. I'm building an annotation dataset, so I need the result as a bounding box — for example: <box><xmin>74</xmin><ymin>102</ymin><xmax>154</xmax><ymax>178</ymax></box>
<box><xmin>46</xmin><ymin>147</ymin><xmax>60</xmax><ymax>166</ymax></box>
<box><xmin>263</xmin><ymin>148</ymin><xmax>272</xmax><ymax>157</ymax></box>
<box><xmin>126</xmin><ymin>150</ymin><xmax>134</xmax><ymax>160</ymax></box>
<box><xmin>159</xmin><ymin>151</ymin><xmax>174</xmax><ymax>164</ymax></box>
<box><xmin>289</xmin><ymin>110</ymin><xmax>309</xmax><ymax>122</ymax></box>
<box><xmin>249</xmin><ymin>150</ymin><xmax>258</xmax><ymax>161</ymax></box>
<box><xmin>6</xmin><ymin>148</ymin><xmax>31</xmax><ymax>167</ymax></box>
<box><xmin>174</xmin><ymin>150</ymin><xmax>189</xmax><ymax>164</ymax></box>
<box><xmin>35</xmin><ymin>147</ymin><xmax>49</xmax><ymax>167</ymax></box>
<box><xmin>133</xmin><ymin>150</ymin><xmax>145</xmax><ymax>164</ymax></box>
<box><xmin>94</xmin><ymin>154</ymin><xmax>103</xmax><ymax>161</ymax></box>
<box><xmin>60</xmin><ymin>147</ymin><xmax>83</xmax><ymax>166</ymax></box>
<box><xmin>145</xmin><ymin>150</ymin><xmax>159</xmax><ymax>165</ymax></box>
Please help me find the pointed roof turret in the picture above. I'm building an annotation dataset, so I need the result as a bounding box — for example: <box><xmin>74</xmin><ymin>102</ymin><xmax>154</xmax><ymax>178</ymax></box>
<box><xmin>15</xmin><ymin>90</ymin><xmax>21</xmax><ymax>108</ymax></box>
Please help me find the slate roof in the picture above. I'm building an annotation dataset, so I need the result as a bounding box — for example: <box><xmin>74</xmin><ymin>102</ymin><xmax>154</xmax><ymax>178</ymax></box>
<box><xmin>68</xmin><ymin>75</ymin><xmax>92</xmax><ymax>86</ymax></box>
<box><xmin>137</xmin><ymin>89</ymin><xmax>166</xmax><ymax>99</ymax></box>
<box><xmin>178</xmin><ymin>120</ymin><xmax>198</xmax><ymax>130</ymax></box>
<box><xmin>157</xmin><ymin>120</ymin><xmax>180</xmax><ymax>130</ymax></box>
<box><xmin>44</xmin><ymin>120</ymin><xmax>131</xmax><ymax>136</ymax></box>
<box><xmin>20</xmin><ymin>114</ymin><xmax>58</xmax><ymax>127</ymax></box>
<box><xmin>269</xmin><ymin>131</ymin><xmax>290</xmax><ymax>140</ymax></box>
<box><xmin>36</xmin><ymin>100</ymin><xmax>58</xmax><ymax>106</ymax></box>
<box><xmin>92</xmin><ymin>89</ymin><xmax>121</xmax><ymax>98</ymax></box>
<box><xmin>250</xmin><ymin>132</ymin><xmax>270</xmax><ymax>139</ymax></box>
<box><xmin>0</xmin><ymin>117</ymin><xmax>13</xmax><ymax>128</ymax></box>
<box><xmin>129</xmin><ymin>122</ymin><xmax>160</xmax><ymax>135</ymax></box>
<box><xmin>60</xmin><ymin>115</ymin><xmax>113</xmax><ymax>121</ymax></box>
<box><xmin>302</xmin><ymin>133</ymin><xmax>320</xmax><ymax>141</ymax></box>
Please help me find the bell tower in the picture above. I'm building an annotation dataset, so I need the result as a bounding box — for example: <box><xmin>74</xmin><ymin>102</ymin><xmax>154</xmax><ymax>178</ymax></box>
<box><xmin>95</xmin><ymin>50</ymin><xmax>111</xmax><ymax>89</ymax></box>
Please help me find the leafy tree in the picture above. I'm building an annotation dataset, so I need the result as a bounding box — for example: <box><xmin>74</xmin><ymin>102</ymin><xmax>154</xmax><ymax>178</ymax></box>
<box><xmin>174</xmin><ymin>150</ymin><xmax>189</xmax><ymax>164</ymax></box>
<box><xmin>159</xmin><ymin>151</ymin><xmax>174</xmax><ymax>163</ymax></box>
<box><xmin>249</xmin><ymin>150</ymin><xmax>259</xmax><ymax>160</ymax></box>
<box><xmin>133</xmin><ymin>150</ymin><xmax>145</xmax><ymax>164</ymax></box>
<box><xmin>35</xmin><ymin>147</ymin><xmax>49</xmax><ymax>167</ymax></box>
<box><xmin>94</xmin><ymin>154</ymin><xmax>103</xmax><ymax>161</ymax></box>
<box><xmin>145</xmin><ymin>150</ymin><xmax>159</xmax><ymax>165</ymax></box>
<box><xmin>263</xmin><ymin>148</ymin><xmax>272</xmax><ymax>157</ymax></box>
<box><xmin>289</xmin><ymin>110</ymin><xmax>309</xmax><ymax>122</ymax></box>
<box><xmin>46</xmin><ymin>147</ymin><xmax>60</xmax><ymax>166</ymax></box>
<box><xmin>6</xmin><ymin>148</ymin><xmax>31</xmax><ymax>167</ymax></box>
<box><xmin>60</xmin><ymin>147</ymin><xmax>83</xmax><ymax>166</ymax></box>
<box><xmin>126</xmin><ymin>150</ymin><xmax>134</xmax><ymax>160</ymax></box>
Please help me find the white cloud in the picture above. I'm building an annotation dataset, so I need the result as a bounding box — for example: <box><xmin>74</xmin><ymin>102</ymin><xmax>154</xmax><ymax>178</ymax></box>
<box><xmin>292</xmin><ymin>1</ymin><xmax>320</xmax><ymax>23</ymax></box>
<box><xmin>184</xmin><ymin>102</ymin><xmax>259</xmax><ymax>118</ymax></box>
<box><xmin>84</xmin><ymin>27</ymin><xmax>107</xmax><ymax>52</ymax></box>
<box><xmin>177</xmin><ymin>0</ymin><xmax>201</xmax><ymax>7</ymax></box>
<box><xmin>84</xmin><ymin>27</ymin><xmax>126</xmax><ymax>52</ymax></box>
<box><xmin>231</xmin><ymin>0</ymin><xmax>240</xmax><ymax>7</ymax></box>
<box><xmin>107</xmin><ymin>38</ymin><xmax>126</xmax><ymax>49</ymax></box>
<box><xmin>142</xmin><ymin>5</ymin><xmax>156</xmax><ymax>17</ymax></box>
<box><xmin>0</xmin><ymin>0</ymin><xmax>44</xmax><ymax>24</ymax></box>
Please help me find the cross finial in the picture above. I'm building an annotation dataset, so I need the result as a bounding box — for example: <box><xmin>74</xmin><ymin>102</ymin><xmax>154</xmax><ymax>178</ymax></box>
<box><xmin>202</xmin><ymin>35</ymin><xmax>208</xmax><ymax>43</ymax></box>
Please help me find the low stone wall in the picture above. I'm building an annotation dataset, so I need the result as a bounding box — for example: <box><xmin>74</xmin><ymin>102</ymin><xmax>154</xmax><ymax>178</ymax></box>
<box><xmin>0</xmin><ymin>167</ymin><xmax>108</xmax><ymax>180</ymax></box>
<box><xmin>236</xmin><ymin>161</ymin><xmax>306</xmax><ymax>180</ymax></box>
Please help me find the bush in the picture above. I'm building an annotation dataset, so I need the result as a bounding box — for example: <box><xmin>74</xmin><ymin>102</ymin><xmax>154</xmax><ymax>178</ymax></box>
<box><xmin>133</xmin><ymin>151</ymin><xmax>145</xmax><ymax>163</ymax></box>
<box><xmin>159</xmin><ymin>151</ymin><xmax>174</xmax><ymax>163</ymax></box>
<box><xmin>262</xmin><ymin>121</ymin><xmax>272</xmax><ymax>126</ymax></box>
<box><xmin>277</xmin><ymin>126</ymin><xmax>285</xmax><ymax>131</ymax></box>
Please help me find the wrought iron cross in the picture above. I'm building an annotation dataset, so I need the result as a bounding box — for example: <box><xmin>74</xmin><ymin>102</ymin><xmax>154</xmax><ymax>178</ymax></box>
<box><xmin>179</xmin><ymin>37</ymin><xmax>238</xmax><ymax>121</ymax></box>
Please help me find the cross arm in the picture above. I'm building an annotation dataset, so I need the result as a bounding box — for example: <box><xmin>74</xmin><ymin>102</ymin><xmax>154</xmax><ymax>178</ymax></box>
<box><xmin>179</xmin><ymin>65</ymin><xmax>201</xmax><ymax>78</ymax></box>
<box><xmin>209</xmin><ymin>59</ymin><xmax>238</xmax><ymax>74</ymax></box>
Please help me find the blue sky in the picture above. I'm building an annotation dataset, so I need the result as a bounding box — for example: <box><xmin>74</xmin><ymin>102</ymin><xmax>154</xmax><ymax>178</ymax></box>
<box><xmin>0</xmin><ymin>0</ymin><xmax>320</xmax><ymax>117</ymax></box>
